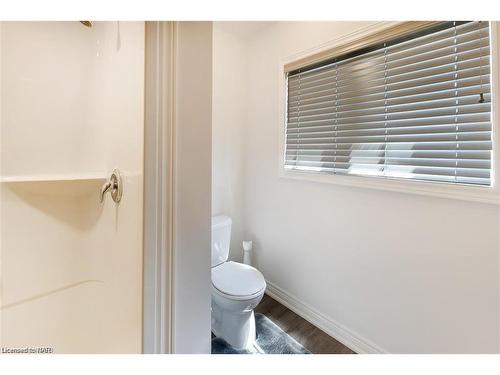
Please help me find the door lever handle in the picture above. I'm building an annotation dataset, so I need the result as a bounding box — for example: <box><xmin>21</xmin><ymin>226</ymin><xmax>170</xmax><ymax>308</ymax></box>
<box><xmin>100</xmin><ymin>181</ymin><xmax>113</xmax><ymax>203</ymax></box>
<box><xmin>100</xmin><ymin>169</ymin><xmax>123</xmax><ymax>204</ymax></box>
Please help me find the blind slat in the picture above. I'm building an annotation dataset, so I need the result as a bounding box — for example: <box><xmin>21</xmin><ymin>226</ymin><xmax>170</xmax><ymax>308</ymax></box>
<box><xmin>288</xmin><ymin>75</ymin><xmax>490</xmax><ymax>109</ymax></box>
<box><xmin>289</xmin><ymin>41</ymin><xmax>490</xmax><ymax>91</ymax></box>
<box><xmin>288</xmin><ymin>84</ymin><xmax>491</xmax><ymax>117</ymax></box>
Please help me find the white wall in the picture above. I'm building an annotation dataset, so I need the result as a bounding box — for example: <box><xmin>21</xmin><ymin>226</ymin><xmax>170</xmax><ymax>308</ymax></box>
<box><xmin>212</xmin><ymin>24</ymin><xmax>248</xmax><ymax>262</ymax></box>
<box><xmin>212</xmin><ymin>21</ymin><xmax>500</xmax><ymax>353</ymax></box>
<box><xmin>173</xmin><ymin>21</ymin><xmax>213</xmax><ymax>354</ymax></box>
<box><xmin>1</xmin><ymin>21</ymin><xmax>144</xmax><ymax>353</ymax></box>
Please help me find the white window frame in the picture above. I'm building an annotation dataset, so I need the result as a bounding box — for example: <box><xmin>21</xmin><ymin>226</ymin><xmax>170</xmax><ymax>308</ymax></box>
<box><xmin>277</xmin><ymin>21</ymin><xmax>500</xmax><ymax>204</ymax></box>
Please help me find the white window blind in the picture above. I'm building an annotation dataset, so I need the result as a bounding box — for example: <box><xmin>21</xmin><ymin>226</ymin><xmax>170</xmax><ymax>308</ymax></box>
<box><xmin>285</xmin><ymin>21</ymin><xmax>492</xmax><ymax>186</ymax></box>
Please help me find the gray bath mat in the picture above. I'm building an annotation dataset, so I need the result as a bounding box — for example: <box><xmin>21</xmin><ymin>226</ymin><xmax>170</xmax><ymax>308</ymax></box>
<box><xmin>211</xmin><ymin>313</ymin><xmax>310</xmax><ymax>354</ymax></box>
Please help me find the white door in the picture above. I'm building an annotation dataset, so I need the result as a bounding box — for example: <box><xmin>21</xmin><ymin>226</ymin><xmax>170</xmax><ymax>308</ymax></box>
<box><xmin>0</xmin><ymin>21</ymin><xmax>144</xmax><ymax>353</ymax></box>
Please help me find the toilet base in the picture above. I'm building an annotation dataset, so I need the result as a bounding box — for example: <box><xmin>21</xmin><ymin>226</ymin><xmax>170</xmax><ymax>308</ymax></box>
<box><xmin>211</xmin><ymin>301</ymin><xmax>258</xmax><ymax>350</ymax></box>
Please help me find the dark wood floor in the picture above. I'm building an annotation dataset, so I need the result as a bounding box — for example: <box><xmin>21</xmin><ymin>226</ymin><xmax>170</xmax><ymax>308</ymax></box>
<box><xmin>255</xmin><ymin>294</ymin><xmax>355</xmax><ymax>354</ymax></box>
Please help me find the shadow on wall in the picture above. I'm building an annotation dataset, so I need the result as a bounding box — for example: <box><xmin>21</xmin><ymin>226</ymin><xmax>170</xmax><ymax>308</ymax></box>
<box><xmin>4</xmin><ymin>180</ymin><xmax>105</xmax><ymax>231</ymax></box>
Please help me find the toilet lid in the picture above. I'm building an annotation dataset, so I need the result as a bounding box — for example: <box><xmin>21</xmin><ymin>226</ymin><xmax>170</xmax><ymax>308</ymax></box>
<box><xmin>212</xmin><ymin>261</ymin><xmax>266</xmax><ymax>297</ymax></box>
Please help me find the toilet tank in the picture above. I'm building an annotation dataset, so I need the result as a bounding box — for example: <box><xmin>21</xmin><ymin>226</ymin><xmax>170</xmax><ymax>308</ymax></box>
<box><xmin>211</xmin><ymin>216</ymin><xmax>232</xmax><ymax>267</ymax></box>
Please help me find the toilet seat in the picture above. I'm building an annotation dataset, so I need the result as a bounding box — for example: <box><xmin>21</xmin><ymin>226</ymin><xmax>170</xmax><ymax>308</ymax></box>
<box><xmin>212</xmin><ymin>261</ymin><xmax>266</xmax><ymax>298</ymax></box>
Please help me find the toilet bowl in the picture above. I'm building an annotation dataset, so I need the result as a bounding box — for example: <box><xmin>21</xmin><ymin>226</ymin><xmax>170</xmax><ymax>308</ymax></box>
<box><xmin>211</xmin><ymin>216</ymin><xmax>266</xmax><ymax>350</ymax></box>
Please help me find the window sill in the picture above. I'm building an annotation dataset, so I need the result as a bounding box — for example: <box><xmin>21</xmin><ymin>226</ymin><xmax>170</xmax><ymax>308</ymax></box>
<box><xmin>278</xmin><ymin>168</ymin><xmax>500</xmax><ymax>204</ymax></box>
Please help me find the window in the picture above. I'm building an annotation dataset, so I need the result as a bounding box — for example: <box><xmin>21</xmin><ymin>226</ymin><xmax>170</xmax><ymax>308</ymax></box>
<box><xmin>285</xmin><ymin>21</ymin><xmax>492</xmax><ymax>186</ymax></box>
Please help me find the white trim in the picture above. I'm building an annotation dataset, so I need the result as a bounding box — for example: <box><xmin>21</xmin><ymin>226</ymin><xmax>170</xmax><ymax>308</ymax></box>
<box><xmin>143</xmin><ymin>21</ymin><xmax>175</xmax><ymax>354</ymax></box>
<box><xmin>277</xmin><ymin>21</ymin><xmax>500</xmax><ymax>204</ymax></box>
<box><xmin>265</xmin><ymin>280</ymin><xmax>388</xmax><ymax>354</ymax></box>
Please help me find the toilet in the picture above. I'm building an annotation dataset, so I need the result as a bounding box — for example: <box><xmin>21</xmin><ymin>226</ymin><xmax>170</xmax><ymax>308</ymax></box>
<box><xmin>211</xmin><ymin>215</ymin><xmax>266</xmax><ymax>350</ymax></box>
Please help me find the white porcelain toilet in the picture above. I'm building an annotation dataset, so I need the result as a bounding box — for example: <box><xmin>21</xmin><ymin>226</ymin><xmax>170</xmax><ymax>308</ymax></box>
<box><xmin>211</xmin><ymin>215</ymin><xmax>266</xmax><ymax>350</ymax></box>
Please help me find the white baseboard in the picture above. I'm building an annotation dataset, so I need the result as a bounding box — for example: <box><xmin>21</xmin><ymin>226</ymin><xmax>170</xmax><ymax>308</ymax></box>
<box><xmin>264</xmin><ymin>280</ymin><xmax>388</xmax><ymax>354</ymax></box>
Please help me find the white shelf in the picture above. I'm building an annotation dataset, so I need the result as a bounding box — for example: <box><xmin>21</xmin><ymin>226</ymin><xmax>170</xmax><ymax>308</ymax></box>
<box><xmin>1</xmin><ymin>173</ymin><xmax>107</xmax><ymax>198</ymax></box>
<box><xmin>0</xmin><ymin>173</ymin><xmax>107</xmax><ymax>183</ymax></box>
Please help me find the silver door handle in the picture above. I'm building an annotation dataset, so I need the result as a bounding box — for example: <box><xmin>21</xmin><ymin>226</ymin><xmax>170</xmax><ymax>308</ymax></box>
<box><xmin>100</xmin><ymin>169</ymin><xmax>123</xmax><ymax>203</ymax></box>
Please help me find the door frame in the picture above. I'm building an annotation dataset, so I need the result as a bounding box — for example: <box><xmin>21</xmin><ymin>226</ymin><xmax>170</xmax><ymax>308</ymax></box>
<box><xmin>143</xmin><ymin>21</ymin><xmax>175</xmax><ymax>354</ymax></box>
<box><xmin>143</xmin><ymin>21</ymin><xmax>213</xmax><ymax>354</ymax></box>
